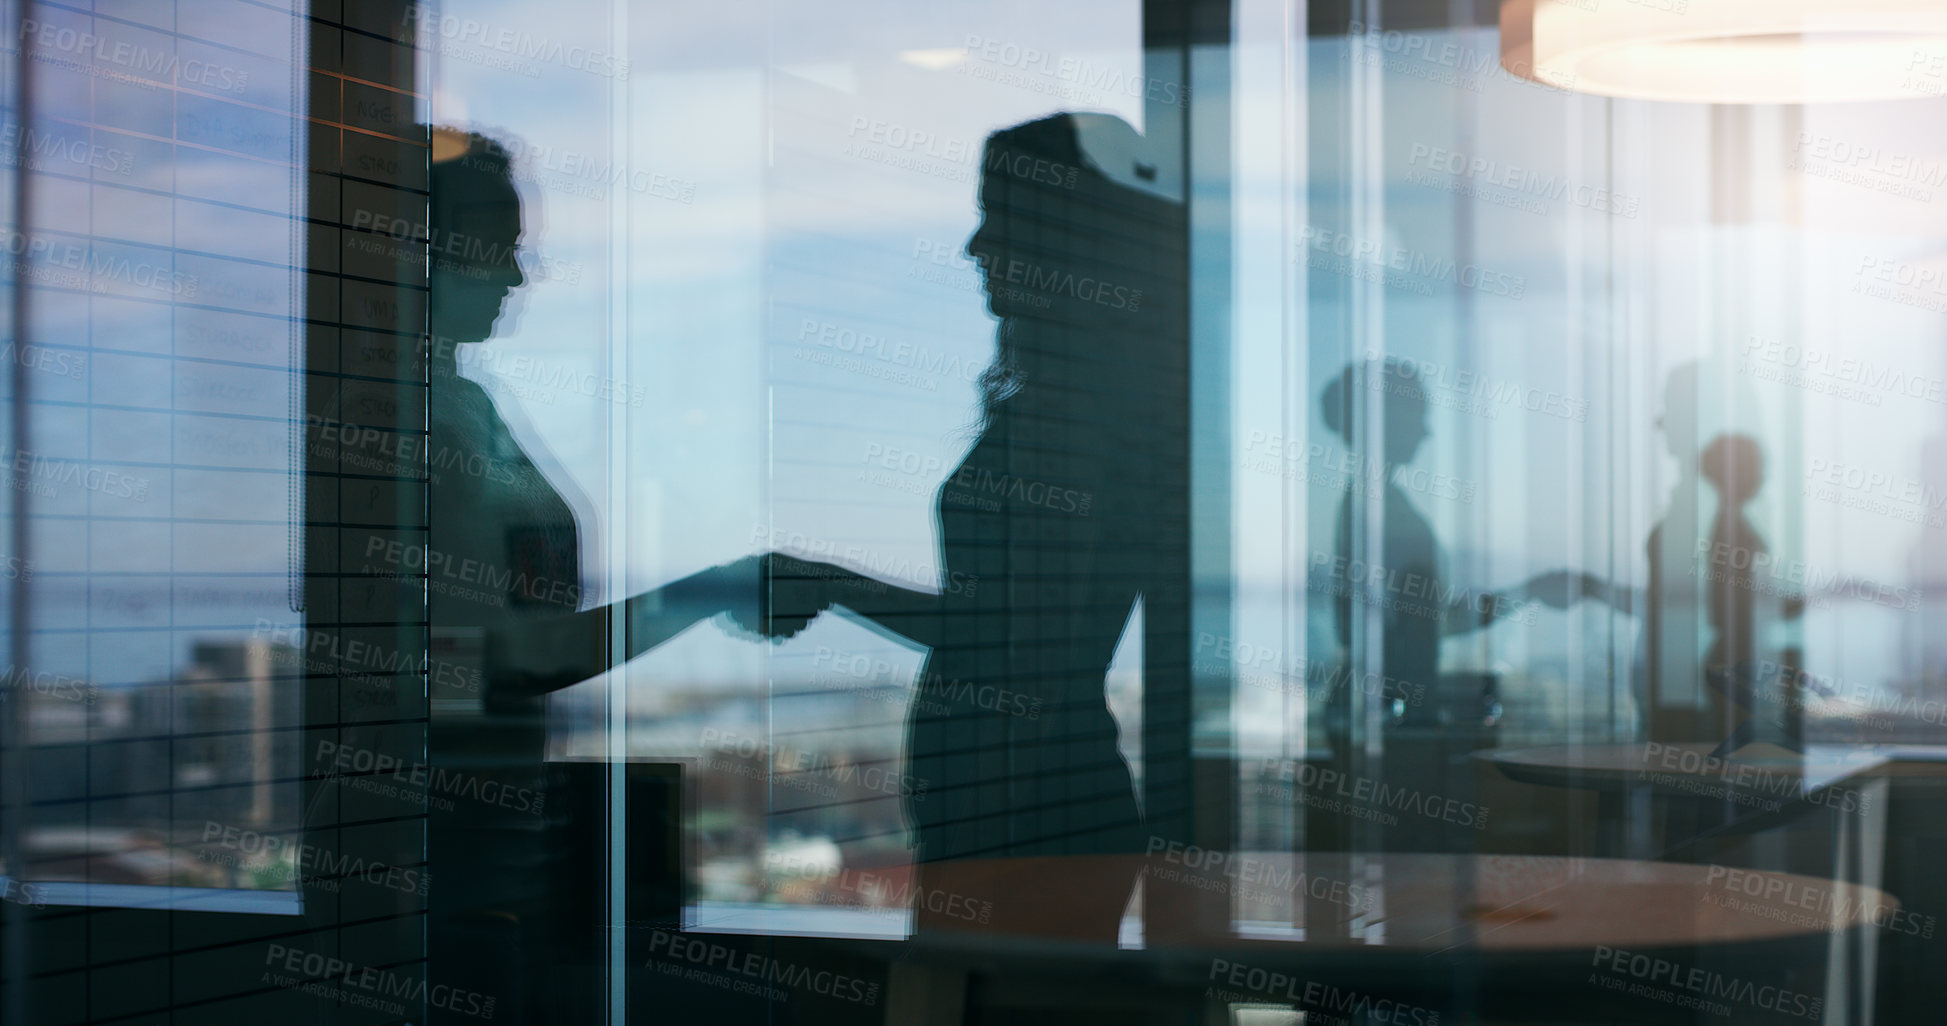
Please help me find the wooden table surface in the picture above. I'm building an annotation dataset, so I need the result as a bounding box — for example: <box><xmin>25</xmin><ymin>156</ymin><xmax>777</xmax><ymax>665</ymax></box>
<box><xmin>1481</xmin><ymin>742</ymin><xmax>1947</xmax><ymax>798</ymax></box>
<box><xmin>910</xmin><ymin>851</ymin><xmax>1897</xmax><ymax>952</ymax></box>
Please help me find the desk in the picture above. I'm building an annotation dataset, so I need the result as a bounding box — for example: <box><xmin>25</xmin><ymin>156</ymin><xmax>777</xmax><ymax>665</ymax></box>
<box><xmin>1482</xmin><ymin>742</ymin><xmax>1936</xmax><ymax>796</ymax></box>
<box><xmin>841</xmin><ymin>852</ymin><xmax>1896</xmax><ymax>1025</ymax></box>
<box><xmin>1482</xmin><ymin>742</ymin><xmax>1947</xmax><ymax>856</ymax></box>
<box><xmin>1486</xmin><ymin>743</ymin><xmax>1947</xmax><ymax>1023</ymax></box>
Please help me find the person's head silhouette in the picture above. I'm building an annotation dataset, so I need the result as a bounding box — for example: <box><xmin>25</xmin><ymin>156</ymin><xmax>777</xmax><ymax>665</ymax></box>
<box><xmin>1701</xmin><ymin>433</ymin><xmax>1764</xmax><ymax>506</ymax></box>
<box><xmin>962</xmin><ymin>113</ymin><xmax>1180</xmax><ymax>429</ymax></box>
<box><xmin>1320</xmin><ymin>358</ymin><xmax>1431</xmax><ymax>469</ymax></box>
<box><xmin>429</xmin><ymin>127</ymin><xmax>526</xmax><ymax>349</ymax></box>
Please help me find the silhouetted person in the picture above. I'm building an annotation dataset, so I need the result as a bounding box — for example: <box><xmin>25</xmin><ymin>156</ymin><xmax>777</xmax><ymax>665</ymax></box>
<box><xmin>1701</xmin><ymin>433</ymin><xmax>1766</xmax><ymax>682</ymax></box>
<box><xmin>1554</xmin><ymin>367</ymin><xmax>1815</xmax><ymax>752</ymax></box>
<box><xmin>1697</xmin><ymin>434</ymin><xmax>1804</xmax><ymax>755</ymax></box>
<box><xmin>416</xmin><ymin>126</ymin><xmax>812</xmax><ymax>1025</ymax></box>
<box><xmin>1313</xmin><ymin>358</ymin><xmax>1577</xmax><ymax>850</ymax></box>
<box><xmin>1646</xmin><ymin>364</ymin><xmax>1714</xmax><ymax>739</ymax></box>
<box><xmin>1566</xmin><ymin>362</ymin><xmax>1741</xmax><ymax>740</ymax></box>
<box><xmin>749</xmin><ymin>113</ymin><xmax>1186</xmax><ymax>944</ymax></box>
<box><xmin>1317</xmin><ymin>360</ymin><xmax>1562</xmax><ymax>714</ymax></box>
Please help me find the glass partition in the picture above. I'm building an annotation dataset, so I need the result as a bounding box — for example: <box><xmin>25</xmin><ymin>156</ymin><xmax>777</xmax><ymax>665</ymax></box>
<box><xmin>6</xmin><ymin>0</ymin><xmax>1947</xmax><ymax>1024</ymax></box>
<box><xmin>3</xmin><ymin>0</ymin><xmax>311</xmax><ymax>909</ymax></box>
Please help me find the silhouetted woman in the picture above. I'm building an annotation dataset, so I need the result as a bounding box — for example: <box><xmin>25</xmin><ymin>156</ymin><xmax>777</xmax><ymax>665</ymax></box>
<box><xmin>1317</xmin><ymin>359</ymin><xmax>1566</xmax><ymax>702</ymax></box>
<box><xmin>762</xmin><ymin>113</ymin><xmax>1186</xmax><ymax>941</ymax></box>
<box><xmin>1315</xmin><ymin>358</ymin><xmax>1571</xmax><ymax>850</ymax></box>
<box><xmin>1697</xmin><ymin>433</ymin><xmax>1804</xmax><ymax>753</ymax></box>
<box><xmin>1559</xmin><ymin>371</ymin><xmax>1805</xmax><ymax>746</ymax></box>
<box><xmin>1700</xmin><ymin>433</ymin><xmax>1768</xmax><ymax>682</ymax></box>
<box><xmin>418</xmin><ymin>126</ymin><xmax>804</xmax><ymax>1023</ymax></box>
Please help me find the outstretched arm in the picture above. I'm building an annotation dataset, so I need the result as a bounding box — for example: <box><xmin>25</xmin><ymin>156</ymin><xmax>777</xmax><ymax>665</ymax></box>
<box><xmin>749</xmin><ymin>553</ymin><xmax>952</xmax><ymax>650</ymax></box>
<box><xmin>1440</xmin><ymin>590</ymin><xmax>1523</xmax><ymax>636</ymax></box>
<box><xmin>482</xmin><ymin>553</ymin><xmax>955</xmax><ymax>698</ymax></box>
<box><xmin>1439</xmin><ymin>571</ymin><xmax>1632</xmax><ymax>636</ymax></box>
<box><xmin>483</xmin><ymin>557</ymin><xmax>818</xmax><ymax>699</ymax></box>
<box><xmin>1520</xmin><ymin>570</ymin><xmax>1638</xmax><ymax>615</ymax></box>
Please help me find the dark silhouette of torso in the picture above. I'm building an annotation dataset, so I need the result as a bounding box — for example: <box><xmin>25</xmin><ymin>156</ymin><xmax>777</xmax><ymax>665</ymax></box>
<box><xmin>910</xmin><ymin>403</ymin><xmax>1147</xmax><ymax>864</ymax></box>
<box><xmin>1332</xmin><ymin>482</ymin><xmax>1442</xmax><ymax>725</ymax></box>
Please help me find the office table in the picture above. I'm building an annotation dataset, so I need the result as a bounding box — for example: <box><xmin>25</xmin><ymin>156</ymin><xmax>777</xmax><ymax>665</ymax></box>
<box><xmin>1482</xmin><ymin>742</ymin><xmax>1947</xmax><ymax>855</ymax></box>
<box><xmin>838</xmin><ymin>852</ymin><xmax>1897</xmax><ymax>1025</ymax></box>
<box><xmin>1482</xmin><ymin>742</ymin><xmax>1942</xmax><ymax>796</ymax></box>
<box><xmin>1483</xmin><ymin>742</ymin><xmax>1947</xmax><ymax>1023</ymax></box>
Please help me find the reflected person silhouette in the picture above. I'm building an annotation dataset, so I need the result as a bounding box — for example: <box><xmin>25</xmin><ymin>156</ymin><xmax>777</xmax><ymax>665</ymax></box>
<box><xmin>746</xmin><ymin>113</ymin><xmax>1185</xmax><ymax>943</ymax></box>
<box><xmin>1696</xmin><ymin>433</ymin><xmax>1805</xmax><ymax>755</ymax></box>
<box><xmin>418</xmin><ymin>127</ymin><xmax>814</xmax><ymax>1024</ymax></box>
<box><xmin>1317</xmin><ymin>359</ymin><xmax>1584</xmax><ymax>713</ymax></box>
<box><xmin>1563</xmin><ymin>363</ymin><xmax>1773</xmax><ymax>742</ymax></box>
<box><xmin>1700</xmin><ymin>433</ymin><xmax>1769</xmax><ymax>683</ymax></box>
<box><xmin>1631</xmin><ymin>361</ymin><xmax>1718</xmax><ymax>740</ymax></box>
<box><xmin>1314</xmin><ymin>358</ymin><xmax>1579</xmax><ymax>850</ymax></box>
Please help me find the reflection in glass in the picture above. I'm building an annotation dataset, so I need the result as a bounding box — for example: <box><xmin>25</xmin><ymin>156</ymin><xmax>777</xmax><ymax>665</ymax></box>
<box><xmin>757</xmin><ymin>112</ymin><xmax>1185</xmax><ymax>942</ymax></box>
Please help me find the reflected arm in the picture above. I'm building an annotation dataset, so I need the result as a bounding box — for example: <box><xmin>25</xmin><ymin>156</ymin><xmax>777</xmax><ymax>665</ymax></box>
<box><xmin>1440</xmin><ymin>591</ymin><xmax>1519</xmax><ymax>636</ymax></box>
<box><xmin>482</xmin><ymin>567</ymin><xmax>740</xmax><ymax>700</ymax></box>
<box><xmin>1439</xmin><ymin>571</ymin><xmax>1640</xmax><ymax>635</ymax></box>
<box><xmin>1585</xmin><ymin>579</ymin><xmax>1643</xmax><ymax>617</ymax></box>
<box><xmin>479</xmin><ymin>555</ymin><xmax>953</xmax><ymax>698</ymax></box>
<box><xmin>770</xmin><ymin>555</ymin><xmax>950</xmax><ymax>651</ymax></box>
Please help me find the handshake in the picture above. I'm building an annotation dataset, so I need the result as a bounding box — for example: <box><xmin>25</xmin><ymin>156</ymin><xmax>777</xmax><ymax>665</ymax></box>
<box><xmin>481</xmin><ymin>552</ymin><xmax>850</xmax><ymax>700</ymax></box>
<box><xmin>707</xmin><ymin>552</ymin><xmax>844</xmax><ymax>643</ymax></box>
<box><xmin>1516</xmin><ymin>570</ymin><xmax>1614</xmax><ymax>609</ymax></box>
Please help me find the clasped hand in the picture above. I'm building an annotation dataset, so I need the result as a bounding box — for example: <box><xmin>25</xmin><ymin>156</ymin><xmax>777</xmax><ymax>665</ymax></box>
<box><xmin>1518</xmin><ymin>569</ymin><xmax>1610</xmax><ymax>609</ymax></box>
<box><xmin>713</xmin><ymin>553</ymin><xmax>839</xmax><ymax>643</ymax></box>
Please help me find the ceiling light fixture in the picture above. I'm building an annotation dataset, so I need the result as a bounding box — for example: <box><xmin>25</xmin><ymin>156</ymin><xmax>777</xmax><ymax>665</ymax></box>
<box><xmin>1500</xmin><ymin>0</ymin><xmax>1947</xmax><ymax>103</ymax></box>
